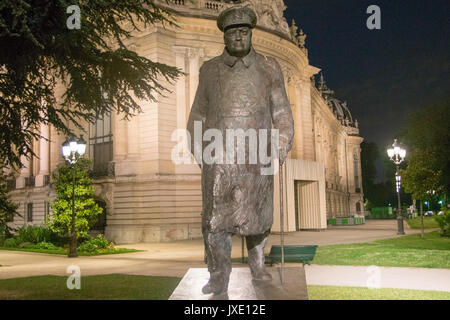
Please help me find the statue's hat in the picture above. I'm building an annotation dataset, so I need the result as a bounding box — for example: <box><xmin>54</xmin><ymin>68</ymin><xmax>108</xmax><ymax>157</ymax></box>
<box><xmin>217</xmin><ymin>6</ymin><xmax>257</xmax><ymax>32</ymax></box>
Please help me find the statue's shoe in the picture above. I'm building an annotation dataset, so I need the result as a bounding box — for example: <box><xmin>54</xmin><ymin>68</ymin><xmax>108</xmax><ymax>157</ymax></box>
<box><xmin>251</xmin><ymin>269</ymin><xmax>272</xmax><ymax>281</ymax></box>
<box><xmin>202</xmin><ymin>280</ymin><xmax>228</xmax><ymax>295</ymax></box>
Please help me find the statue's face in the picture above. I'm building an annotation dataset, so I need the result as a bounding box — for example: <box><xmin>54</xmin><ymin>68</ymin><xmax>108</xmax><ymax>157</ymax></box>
<box><xmin>224</xmin><ymin>26</ymin><xmax>252</xmax><ymax>57</ymax></box>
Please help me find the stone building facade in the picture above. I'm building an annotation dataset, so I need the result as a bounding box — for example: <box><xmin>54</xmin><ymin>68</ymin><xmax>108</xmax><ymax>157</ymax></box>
<box><xmin>6</xmin><ymin>0</ymin><xmax>364</xmax><ymax>243</ymax></box>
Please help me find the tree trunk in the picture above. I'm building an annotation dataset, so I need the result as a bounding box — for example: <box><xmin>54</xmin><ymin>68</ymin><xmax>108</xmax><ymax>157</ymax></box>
<box><xmin>420</xmin><ymin>200</ymin><xmax>424</xmax><ymax>239</ymax></box>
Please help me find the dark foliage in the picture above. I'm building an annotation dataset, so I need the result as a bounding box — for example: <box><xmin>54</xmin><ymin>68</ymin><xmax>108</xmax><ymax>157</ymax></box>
<box><xmin>0</xmin><ymin>0</ymin><xmax>181</xmax><ymax>168</ymax></box>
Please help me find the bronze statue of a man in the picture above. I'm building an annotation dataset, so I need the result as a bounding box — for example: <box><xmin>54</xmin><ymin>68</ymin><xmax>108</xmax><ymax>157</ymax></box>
<box><xmin>187</xmin><ymin>6</ymin><xmax>294</xmax><ymax>296</ymax></box>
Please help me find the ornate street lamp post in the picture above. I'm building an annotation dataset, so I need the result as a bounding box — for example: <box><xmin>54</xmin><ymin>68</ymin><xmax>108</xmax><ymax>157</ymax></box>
<box><xmin>61</xmin><ymin>135</ymin><xmax>87</xmax><ymax>258</ymax></box>
<box><xmin>387</xmin><ymin>139</ymin><xmax>406</xmax><ymax>235</ymax></box>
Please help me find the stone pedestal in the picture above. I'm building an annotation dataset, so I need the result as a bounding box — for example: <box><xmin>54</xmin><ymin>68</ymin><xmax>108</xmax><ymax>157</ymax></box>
<box><xmin>169</xmin><ymin>267</ymin><xmax>308</xmax><ymax>300</ymax></box>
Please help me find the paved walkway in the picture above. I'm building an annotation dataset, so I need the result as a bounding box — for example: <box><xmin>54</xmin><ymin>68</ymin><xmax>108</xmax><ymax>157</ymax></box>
<box><xmin>304</xmin><ymin>264</ymin><xmax>450</xmax><ymax>292</ymax></box>
<box><xmin>0</xmin><ymin>220</ymin><xmax>448</xmax><ymax>292</ymax></box>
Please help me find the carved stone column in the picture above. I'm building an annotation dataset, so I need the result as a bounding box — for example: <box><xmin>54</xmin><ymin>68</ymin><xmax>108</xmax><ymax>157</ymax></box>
<box><xmin>174</xmin><ymin>46</ymin><xmax>202</xmax><ymax>174</ymax></box>
<box><xmin>298</xmin><ymin>75</ymin><xmax>315</xmax><ymax>161</ymax></box>
<box><xmin>114</xmin><ymin>115</ymin><xmax>128</xmax><ymax>161</ymax></box>
<box><xmin>16</xmin><ymin>155</ymin><xmax>31</xmax><ymax>189</ymax></box>
<box><xmin>126</xmin><ymin>116</ymin><xmax>140</xmax><ymax>159</ymax></box>
<box><xmin>187</xmin><ymin>47</ymin><xmax>205</xmax><ymax>110</ymax></box>
<box><xmin>293</xmin><ymin>76</ymin><xmax>304</xmax><ymax>159</ymax></box>
<box><xmin>174</xmin><ymin>46</ymin><xmax>188</xmax><ymax>129</ymax></box>
<box><xmin>35</xmin><ymin>123</ymin><xmax>50</xmax><ymax>187</ymax></box>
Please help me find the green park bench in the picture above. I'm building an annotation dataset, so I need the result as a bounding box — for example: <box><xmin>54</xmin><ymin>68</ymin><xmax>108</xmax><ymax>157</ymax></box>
<box><xmin>267</xmin><ymin>245</ymin><xmax>318</xmax><ymax>267</ymax></box>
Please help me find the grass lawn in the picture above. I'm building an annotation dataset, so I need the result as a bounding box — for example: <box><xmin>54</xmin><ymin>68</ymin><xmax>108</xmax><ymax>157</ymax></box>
<box><xmin>0</xmin><ymin>274</ymin><xmax>181</xmax><ymax>300</ymax></box>
<box><xmin>307</xmin><ymin>285</ymin><xmax>450</xmax><ymax>300</ymax></box>
<box><xmin>232</xmin><ymin>231</ymin><xmax>450</xmax><ymax>268</ymax></box>
<box><xmin>406</xmin><ymin>217</ymin><xmax>439</xmax><ymax>229</ymax></box>
<box><xmin>1</xmin><ymin>274</ymin><xmax>448</xmax><ymax>300</ymax></box>
<box><xmin>0</xmin><ymin>247</ymin><xmax>141</xmax><ymax>256</ymax></box>
<box><xmin>313</xmin><ymin>231</ymin><xmax>450</xmax><ymax>268</ymax></box>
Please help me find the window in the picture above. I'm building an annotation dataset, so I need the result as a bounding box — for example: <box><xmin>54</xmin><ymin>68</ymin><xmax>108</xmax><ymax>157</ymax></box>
<box><xmin>356</xmin><ymin>202</ymin><xmax>361</xmax><ymax>212</ymax></box>
<box><xmin>44</xmin><ymin>201</ymin><xmax>50</xmax><ymax>221</ymax></box>
<box><xmin>89</xmin><ymin>112</ymin><xmax>113</xmax><ymax>176</ymax></box>
<box><xmin>27</xmin><ymin>203</ymin><xmax>33</xmax><ymax>222</ymax></box>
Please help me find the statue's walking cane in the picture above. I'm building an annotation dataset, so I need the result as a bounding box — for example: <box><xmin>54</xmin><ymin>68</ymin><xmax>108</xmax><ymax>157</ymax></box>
<box><xmin>279</xmin><ymin>161</ymin><xmax>285</xmax><ymax>284</ymax></box>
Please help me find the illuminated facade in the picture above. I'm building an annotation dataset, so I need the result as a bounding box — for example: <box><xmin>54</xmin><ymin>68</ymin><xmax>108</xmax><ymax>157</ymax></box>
<box><xmin>7</xmin><ymin>0</ymin><xmax>364</xmax><ymax>243</ymax></box>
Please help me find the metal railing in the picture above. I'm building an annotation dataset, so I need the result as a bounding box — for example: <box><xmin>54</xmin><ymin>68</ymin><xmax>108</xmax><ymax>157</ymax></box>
<box><xmin>165</xmin><ymin>0</ymin><xmax>231</xmax><ymax>12</ymax></box>
<box><xmin>170</xmin><ymin>0</ymin><xmax>185</xmax><ymax>5</ymax></box>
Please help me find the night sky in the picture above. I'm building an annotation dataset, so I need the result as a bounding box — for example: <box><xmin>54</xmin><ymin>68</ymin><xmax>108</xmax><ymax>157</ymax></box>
<box><xmin>283</xmin><ymin>0</ymin><xmax>449</xmax><ymax>181</ymax></box>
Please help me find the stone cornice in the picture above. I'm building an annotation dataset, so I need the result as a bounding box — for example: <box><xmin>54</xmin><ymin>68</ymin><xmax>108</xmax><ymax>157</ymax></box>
<box><xmin>115</xmin><ymin>173</ymin><xmax>201</xmax><ymax>183</ymax></box>
<box><xmin>162</xmin><ymin>15</ymin><xmax>310</xmax><ymax>79</ymax></box>
<box><xmin>159</xmin><ymin>0</ymin><xmax>293</xmax><ymax>41</ymax></box>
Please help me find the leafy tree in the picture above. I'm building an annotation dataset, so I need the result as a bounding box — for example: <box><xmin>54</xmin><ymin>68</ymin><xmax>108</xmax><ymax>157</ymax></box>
<box><xmin>360</xmin><ymin>141</ymin><xmax>396</xmax><ymax>207</ymax></box>
<box><xmin>361</xmin><ymin>141</ymin><xmax>379</xmax><ymax>199</ymax></box>
<box><xmin>360</xmin><ymin>141</ymin><xmax>383</xmax><ymax>206</ymax></box>
<box><xmin>48</xmin><ymin>158</ymin><xmax>102</xmax><ymax>256</ymax></box>
<box><xmin>0</xmin><ymin>163</ymin><xmax>20</xmax><ymax>244</ymax></box>
<box><xmin>401</xmin><ymin>153</ymin><xmax>442</xmax><ymax>200</ymax></box>
<box><xmin>0</xmin><ymin>0</ymin><xmax>181</xmax><ymax>169</ymax></box>
<box><xmin>370</xmin><ymin>182</ymin><xmax>393</xmax><ymax>207</ymax></box>
<box><xmin>400</xmin><ymin>99</ymin><xmax>450</xmax><ymax>195</ymax></box>
<box><xmin>401</xmin><ymin>151</ymin><xmax>442</xmax><ymax>238</ymax></box>
<box><xmin>399</xmin><ymin>99</ymin><xmax>450</xmax><ymax>237</ymax></box>
<box><xmin>434</xmin><ymin>208</ymin><xmax>450</xmax><ymax>237</ymax></box>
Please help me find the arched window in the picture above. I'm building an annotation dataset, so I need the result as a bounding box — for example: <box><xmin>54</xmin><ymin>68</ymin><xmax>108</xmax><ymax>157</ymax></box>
<box><xmin>356</xmin><ymin>202</ymin><xmax>361</xmax><ymax>212</ymax></box>
<box><xmin>89</xmin><ymin>112</ymin><xmax>113</xmax><ymax>176</ymax></box>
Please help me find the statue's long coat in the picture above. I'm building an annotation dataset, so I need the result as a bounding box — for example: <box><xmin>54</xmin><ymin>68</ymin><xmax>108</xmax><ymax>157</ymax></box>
<box><xmin>187</xmin><ymin>47</ymin><xmax>294</xmax><ymax>236</ymax></box>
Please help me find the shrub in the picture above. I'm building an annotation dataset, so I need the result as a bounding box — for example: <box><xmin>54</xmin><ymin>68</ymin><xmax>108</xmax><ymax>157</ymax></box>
<box><xmin>18</xmin><ymin>242</ymin><xmax>32</xmax><ymax>248</ymax></box>
<box><xmin>13</xmin><ymin>225</ymin><xmax>69</xmax><ymax>246</ymax></box>
<box><xmin>49</xmin><ymin>159</ymin><xmax>103</xmax><ymax>239</ymax></box>
<box><xmin>434</xmin><ymin>209</ymin><xmax>450</xmax><ymax>237</ymax></box>
<box><xmin>3</xmin><ymin>237</ymin><xmax>18</xmax><ymax>247</ymax></box>
<box><xmin>17</xmin><ymin>225</ymin><xmax>53</xmax><ymax>244</ymax></box>
<box><xmin>33</xmin><ymin>241</ymin><xmax>60</xmax><ymax>250</ymax></box>
<box><xmin>49</xmin><ymin>233</ymin><xmax>70</xmax><ymax>247</ymax></box>
<box><xmin>78</xmin><ymin>235</ymin><xmax>113</xmax><ymax>252</ymax></box>
<box><xmin>78</xmin><ymin>241</ymin><xmax>96</xmax><ymax>253</ymax></box>
<box><xmin>89</xmin><ymin>234</ymin><xmax>111</xmax><ymax>249</ymax></box>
